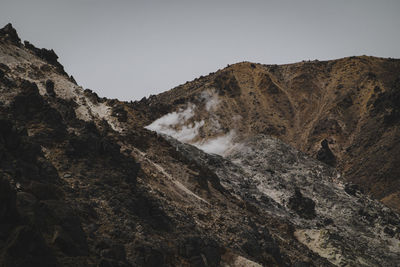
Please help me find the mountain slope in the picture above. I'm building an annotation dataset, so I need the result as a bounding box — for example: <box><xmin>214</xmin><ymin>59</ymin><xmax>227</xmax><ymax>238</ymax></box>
<box><xmin>164</xmin><ymin>133</ymin><xmax>400</xmax><ymax>266</ymax></box>
<box><xmin>132</xmin><ymin>58</ymin><xmax>400</xmax><ymax>211</ymax></box>
<box><xmin>1</xmin><ymin>23</ymin><xmax>400</xmax><ymax>267</ymax></box>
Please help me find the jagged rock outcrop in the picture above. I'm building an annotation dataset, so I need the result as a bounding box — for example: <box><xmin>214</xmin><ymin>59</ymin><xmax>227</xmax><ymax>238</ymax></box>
<box><xmin>23</xmin><ymin>41</ymin><xmax>67</xmax><ymax>76</ymax></box>
<box><xmin>0</xmin><ymin>23</ymin><xmax>21</xmax><ymax>46</ymax></box>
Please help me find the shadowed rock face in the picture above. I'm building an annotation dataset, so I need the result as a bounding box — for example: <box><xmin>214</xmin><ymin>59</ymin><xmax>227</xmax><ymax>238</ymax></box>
<box><xmin>288</xmin><ymin>189</ymin><xmax>316</xmax><ymax>219</ymax></box>
<box><xmin>0</xmin><ymin>177</ymin><xmax>19</xmax><ymax>224</ymax></box>
<box><xmin>1</xmin><ymin>23</ymin><xmax>400</xmax><ymax>267</ymax></box>
<box><xmin>316</xmin><ymin>139</ymin><xmax>336</xmax><ymax>167</ymax></box>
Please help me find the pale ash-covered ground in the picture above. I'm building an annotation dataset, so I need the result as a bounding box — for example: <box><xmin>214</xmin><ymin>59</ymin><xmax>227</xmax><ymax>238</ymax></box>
<box><xmin>163</xmin><ymin>134</ymin><xmax>400</xmax><ymax>266</ymax></box>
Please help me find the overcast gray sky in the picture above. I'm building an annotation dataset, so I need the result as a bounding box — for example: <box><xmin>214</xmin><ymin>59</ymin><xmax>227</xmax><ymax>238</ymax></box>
<box><xmin>1</xmin><ymin>0</ymin><xmax>399</xmax><ymax>101</ymax></box>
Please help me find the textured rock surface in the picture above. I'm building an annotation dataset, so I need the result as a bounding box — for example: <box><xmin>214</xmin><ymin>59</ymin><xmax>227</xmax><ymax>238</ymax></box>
<box><xmin>164</xmin><ymin>134</ymin><xmax>400</xmax><ymax>266</ymax></box>
<box><xmin>1</xmin><ymin>23</ymin><xmax>400</xmax><ymax>266</ymax></box>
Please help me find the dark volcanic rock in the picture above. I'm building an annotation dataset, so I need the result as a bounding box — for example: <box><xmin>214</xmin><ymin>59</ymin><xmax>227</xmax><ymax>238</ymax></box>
<box><xmin>316</xmin><ymin>139</ymin><xmax>336</xmax><ymax>166</ymax></box>
<box><xmin>24</xmin><ymin>40</ymin><xmax>67</xmax><ymax>75</ymax></box>
<box><xmin>111</xmin><ymin>105</ymin><xmax>128</xmax><ymax>122</ymax></box>
<box><xmin>1</xmin><ymin>225</ymin><xmax>58</xmax><ymax>267</ymax></box>
<box><xmin>344</xmin><ymin>183</ymin><xmax>363</xmax><ymax>196</ymax></box>
<box><xmin>84</xmin><ymin>89</ymin><xmax>100</xmax><ymax>104</ymax></box>
<box><xmin>179</xmin><ymin>236</ymin><xmax>222</xmax><ymax>267</ymax></box>
<box><xmin>15</xmin><ymin>191</ymin><xmax>38</xmax><ymax>221</ymax></box>
<box><xmin>288</xmin><ymin>189</ymin><xmax>316</xmax><ymax>219</ymax></box>
<box><xmin>38</xmin><ymin>200</ymin><xmax>89</xmax><ymax>256</ymax></box>
<box><xmin>12</xmin><ymin>80</ymin><xmax>44</xmax><ymax>117</ymax></box>
<box><xmin>52</xmin><ymin>225</ymin><xmax>83</xmax><ymax>256</ymax></box>
<box><xmin>293</xmin><ymin>261</ymin><xmax>312</xmax><ymax>267</ymax></box>
<box><xmin>45</xmin><ymin>79</ymin><xmax>56</xmax><ymax>97</ymax></box>
<box><xmin>26</xmin><ymin>181</ymin><xmax>63</xmax><ymax>201</ymax></box>
<box><xmin>0</xmin><ymin>23</ymin><xmax>21</xmax><ymax>46</ymax></box>
<box><xmin>134</xmin><ymin>246</ymin><xmax>166</xmax><ymax>267</ymax></box>
<box><xmin>0</xmin><ymin>177</ymin><xmax>19</xmax><ymax>224</ymax></box>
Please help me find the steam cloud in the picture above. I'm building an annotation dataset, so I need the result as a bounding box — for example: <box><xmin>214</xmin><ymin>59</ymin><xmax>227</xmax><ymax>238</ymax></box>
<box><xmin>193</xmin><ymin>130</ymin><xmax>236</xmax><ymax>155</ymax></box>
<box><xmin>145</xmin><ymin>104</ymin><xmax>202</xmax><ymax>142</ymax></box>
<box><xmin>200</xmin><ymin>90</ymin><xmax>220</xmax><ymax>112</ymax></box>
<box><xmin>145</xmin><ymin>91</ymin><xmax>237</xmax><ymax>156</ymax></box>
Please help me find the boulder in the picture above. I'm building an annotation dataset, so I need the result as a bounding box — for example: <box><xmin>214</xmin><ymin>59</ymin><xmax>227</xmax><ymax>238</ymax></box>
<box><xmin>316</xmin><ymin>139</ymin><xmax>336</xmax><ymax>166</ymax></box>
<box><xmin>288</xmin><ymin>189</ymin><xmax>316</xmax><ymax>219</ymax></box>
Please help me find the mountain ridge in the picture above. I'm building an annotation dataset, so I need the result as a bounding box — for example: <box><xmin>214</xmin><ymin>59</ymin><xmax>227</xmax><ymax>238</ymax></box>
<box><xmin>132</xmin><ymin>56</ymin><xmax>400</xmax><ymax>211</ymax></box>
<box><xmin>0</xmin><ymin>23</ymin><xmax>400</xmax><ymax>267</ymax></box>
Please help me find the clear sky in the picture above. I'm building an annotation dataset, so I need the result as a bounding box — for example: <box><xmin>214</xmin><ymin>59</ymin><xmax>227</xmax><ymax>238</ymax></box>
<box><xmin>1</xmin><ymin>0</ymin><xmax>399</xmax><ymax>101</ymax></box>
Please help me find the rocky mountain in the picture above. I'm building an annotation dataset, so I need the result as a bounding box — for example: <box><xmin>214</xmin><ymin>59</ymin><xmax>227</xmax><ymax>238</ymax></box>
<box><xmin>136</xmin><ymin>57</ymin><xmax>400</xmax><ymax>212</ymax></box>
<box><xmin>0</xmin><ymin>23</ymin><xmax>399</xmax><ymax>267</ymax></box>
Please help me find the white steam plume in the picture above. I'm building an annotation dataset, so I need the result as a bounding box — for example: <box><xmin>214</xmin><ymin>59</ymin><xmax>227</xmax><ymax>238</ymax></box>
<box><xmin>192</xmin><ymin>130</ymin><xmax>236</xmax><ymax>155</ymax></box>
<box><xmin>200</xmin><ymin>90</ymin><xmax>220</xmax><ymax>111</ymax></box>
<box><xmin>145</xmin><ymin>92</ymin><xmax>239</xmax><ymax>156</ymax></box>
<box><xmin>145</xmin><ymin>104</ymin><xmax>204</xmax><ymax>142</ymax></box>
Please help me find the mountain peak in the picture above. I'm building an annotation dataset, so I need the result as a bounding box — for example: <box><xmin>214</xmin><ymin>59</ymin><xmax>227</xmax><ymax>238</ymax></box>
<box><xmin>0</xmin><ymin>23</ymin><xmax>21</xmax><ymax>46</ymax></box>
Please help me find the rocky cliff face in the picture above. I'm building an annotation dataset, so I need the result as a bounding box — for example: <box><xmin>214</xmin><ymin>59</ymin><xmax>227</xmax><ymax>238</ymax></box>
<box><xmin>0</xmin><ymin>24</ymin><xmax>400</xmax><ymax>267</ymax></box>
